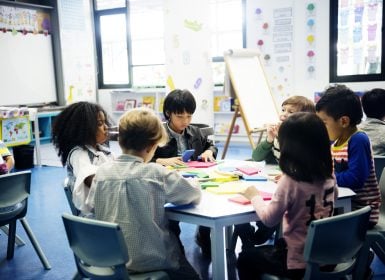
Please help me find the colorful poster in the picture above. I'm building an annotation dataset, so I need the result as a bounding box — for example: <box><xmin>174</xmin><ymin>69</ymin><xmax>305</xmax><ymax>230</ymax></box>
<box><xmin>1</xmin><ymin>117</ymin><xmax>31</xmax><ymax>147</ymax></box>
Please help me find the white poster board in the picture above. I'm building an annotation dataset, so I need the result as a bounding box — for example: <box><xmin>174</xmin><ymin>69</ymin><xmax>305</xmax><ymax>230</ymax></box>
<box><xmin>224</xmin><ymin>49</ymin><xmax>279</xmax><ymax>132</ymax></box>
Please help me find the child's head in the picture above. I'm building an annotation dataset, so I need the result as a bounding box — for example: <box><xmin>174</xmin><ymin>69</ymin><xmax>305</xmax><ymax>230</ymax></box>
<box><xmin>119</xmin><ymin>108</ymin><xmax>168</xmax><ymax>162</ymax></box>
<box><xmin>278</xmin><ymin>112</ymin><xmax>333</xmax><ymax>183</ymax></box>
<box><xmin>361</xmin><ymin>88</ymin><xmax>385</xmax><ymax>120</ymax></box>
<box><xmin>52</xmin><ymin>101</ymin><xmax>110</xmax><ymax>166</ymax></box>
<box><xmin>280</xmin><ymin>95</ymin><xmax>315</xmax><ymax>122</ymax></box>
<box><xmin>315</xmin><ymin>85</ymin><xmax>363</xmax><ymax>141</ymax></box>
<box><xmin>163</xmin><ymin>89</ymin><xmax>196</xmax><ymax>132</ymax></box>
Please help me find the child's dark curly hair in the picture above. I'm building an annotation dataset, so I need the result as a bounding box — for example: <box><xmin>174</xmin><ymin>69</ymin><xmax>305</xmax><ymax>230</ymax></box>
<box><xmin>52</xmin><ymin>102</ymin><xmax>110</xmax><ymax>166</ymax></box>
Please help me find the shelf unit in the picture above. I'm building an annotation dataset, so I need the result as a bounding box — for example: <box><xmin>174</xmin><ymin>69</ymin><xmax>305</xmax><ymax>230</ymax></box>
<box><xmin>213</xmin><ymin>88</ymin><xmax>249</xmax><ymax>143</ymax></box>
<box><xmin>110</xmin><ymin>89</ymin><xmax>166</xmax><ymax>123</ymax></box>
<box><xmin>30</xmin><ymin>111</ymin><xmax>60</xmax><ymax>145</ymax></box>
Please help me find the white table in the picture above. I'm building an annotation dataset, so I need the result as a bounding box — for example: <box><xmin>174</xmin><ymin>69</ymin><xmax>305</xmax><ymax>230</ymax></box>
<box><xmin>166</xmin><ymin>184</ymin><xmax>355</xmax><ymax>280</ymax></box>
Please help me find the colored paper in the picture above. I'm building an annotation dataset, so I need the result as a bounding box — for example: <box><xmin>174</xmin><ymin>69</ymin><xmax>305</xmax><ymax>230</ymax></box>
<box><xmin>186</xmin><ymin>161</ymin><xmax>217</xmax><ymax>168</ymax></box>
<box><xmin>242</xmin><ymin>175</ymin><xmax>268</xmax><ymax>181</ymax></box>
<box><xmin>236</xmin><ymin>167</ymin><xmax>260</xmax><ymax>175</ymax></box>
<box><xmin>228</xmin><ymin>195</ymin><xmax>251</xmax><ymax>205</ymax></box>
<box><xmin>200</xmin><ymin>181</ymin><xmax>220</xmax><ymax>189</ymax></box>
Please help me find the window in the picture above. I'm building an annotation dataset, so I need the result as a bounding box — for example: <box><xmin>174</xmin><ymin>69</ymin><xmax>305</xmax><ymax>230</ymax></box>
<box><xmin>94</xmin><ymin>0</ymin><xmax>245</xmax><ymax>89</ymax></box>
<box><xmin>210</xmin><ymin>0</ymin><xmax>245</xmax><ymax>85</ymax></box>
<box><xmin>330</xmin><ymin>0</ymin><xmax>385</xmax><ymax>82</ymax></box>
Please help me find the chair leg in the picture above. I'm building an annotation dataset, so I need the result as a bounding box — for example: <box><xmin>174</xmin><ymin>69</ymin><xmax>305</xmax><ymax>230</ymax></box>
<box><xmin>1</xmin><ymin>225</ymin><xmax>26</xmax><ymax>246</ymax></box>
<box><xmin>19</xmin><ymin>218</ymin><xmax>52</xmax><ymax>270</ymax></box>
<box><xmin>6</xmin><ymin>221</ymin><xmax>17</xmax><ymax>260</ymax></box>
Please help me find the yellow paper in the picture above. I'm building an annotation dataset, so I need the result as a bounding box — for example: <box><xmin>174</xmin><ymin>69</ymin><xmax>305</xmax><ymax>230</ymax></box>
<box><xmin>205</xmin><ymin>181</ymin><xmax>247</xmax><ymax>194</ymax></box>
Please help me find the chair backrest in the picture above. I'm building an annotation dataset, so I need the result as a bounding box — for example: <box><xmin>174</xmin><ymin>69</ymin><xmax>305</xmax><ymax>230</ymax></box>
<box><xmin>62</xmin><ymin>213</ymin><xmax>129</xmax><ymax>279</ymax></box>
<box><xmin>62</xmin><ymin>178</ymin><xmax>80</xmax><ymax>216</ymax></box>
<box><xmin>191</xmin><ymin>123</ymin><xmax>214</xmax><ymax>138</ymax></box>
<box><xmin>374</xmin><ymin>156</ymin><xmax>385</xmax><ymax>182</ymax></box>
<box><xmin>303</xmin><ymin>206</ymin><xmax>371</xmax><ymax>279</ymax></box>
<box><xmin>0</xmin><ymin>171</ymin><xmax>31</xmax><ymax>211</ymax></box>
<box><xmin>378</xmin><ymin>168</ymin><xmax>385</xmax><ymax>223</ymax></box>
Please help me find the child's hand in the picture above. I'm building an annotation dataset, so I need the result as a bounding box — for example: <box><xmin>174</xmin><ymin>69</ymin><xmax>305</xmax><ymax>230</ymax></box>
<box><xmin>199</xmin><ymin>150</ymin><xmax>215</xmax><ymax>162</ymax></box>
<box><xmin>241</xmin><ymin>186</ymin><xmax>259</xmax><ymax>200</ymax></box>
<box><xmin>0</xmin><ymin>163</ymin><xmax>9</xmax><ymax>175</ymax></box>
<box><xmin>266</xmin><ymin>124</ymin><xmax>279</xmax><ymax>143</ymax></box>
<box><xmin>156</xmin><ymin>157</ymin><xmax>185</xmax><ymax>167</ymax></box>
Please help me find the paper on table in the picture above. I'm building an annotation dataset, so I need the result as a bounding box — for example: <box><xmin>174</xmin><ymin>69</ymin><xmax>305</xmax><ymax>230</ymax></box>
<box><xmin>205</xmin><ymin>181</ymin><xmax>248</xmax><ymax>194</ymax></box>
<box><xmin>186</xmin><ymin>161</ymin><xmax>217</xmax><ymax>168</ymax></box>
<box><xmin>236</xmin><ymin>166</ymin><xmax>261</xmax><ymax>175</ymax></box>
<box><xmin>228</xmin><ymin>191</ymin><xmax>273</xmax><ymax>204</ymax></box>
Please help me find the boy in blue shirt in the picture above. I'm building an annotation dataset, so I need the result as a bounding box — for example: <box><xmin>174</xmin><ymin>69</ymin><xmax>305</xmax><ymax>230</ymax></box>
<box><xmin>316</xmin><ymin>85</ymin><xmax>380</xmax><ymax>228</ymax></box>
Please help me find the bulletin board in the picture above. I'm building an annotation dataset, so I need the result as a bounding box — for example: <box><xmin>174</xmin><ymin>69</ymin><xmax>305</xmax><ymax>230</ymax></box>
<box><xmin>224</xmin><ymin>49</ymin><xmax>279</xmax><ymax>132</ymax></box>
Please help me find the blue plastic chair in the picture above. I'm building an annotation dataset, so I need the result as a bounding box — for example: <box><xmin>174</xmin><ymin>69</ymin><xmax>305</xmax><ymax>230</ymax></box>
<box><xmin>62</xmin><ymin>213</ymin><xmax>169</xmax><ymax>280</ymax></box>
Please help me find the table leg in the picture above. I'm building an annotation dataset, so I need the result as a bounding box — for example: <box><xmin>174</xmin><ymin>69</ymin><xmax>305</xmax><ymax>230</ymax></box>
<box><xmin>33</xmin><ymin>117</ymin><xmax>41</xmax><ymax>166</ymax></box>
<box><xmin>211</xmin><ymin>226</ymin><xmax>227</xmax><ymax>280</ymax></box>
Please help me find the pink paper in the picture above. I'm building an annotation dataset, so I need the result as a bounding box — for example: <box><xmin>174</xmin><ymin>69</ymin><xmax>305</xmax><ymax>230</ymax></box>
<box><xmin>186</xmin><ymin>161</ymin><xmax>217</xmax><ymax>168</ymax></box>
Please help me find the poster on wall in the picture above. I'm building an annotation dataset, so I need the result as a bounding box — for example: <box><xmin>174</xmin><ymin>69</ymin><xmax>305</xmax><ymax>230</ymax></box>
<box><xmin>58</xmin><ymin>0</ymin><xmax>97</xmax><ymax>104</ymax></box>
<box><xmin>164</xmin><ymin>0</ymin><xmax>214</xmax><ymax>125</ymax></box>
<box><xmin>246</xmin><ymin>0</ymin><xmax>294</xmax><ymax>106</ymax></box>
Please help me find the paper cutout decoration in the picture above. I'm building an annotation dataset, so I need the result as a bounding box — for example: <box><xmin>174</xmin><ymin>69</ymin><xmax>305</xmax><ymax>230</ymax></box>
<box><xmin>167</xmin><ymin>75</ymin><xmax>175</xmax><ymax>90</ymax></box>
<box><xmin>306</xmin><ymin>35</ymin><xmax>314</xmax><ymax>44</ymax></box>
<box><xmin>194</xmin><ymin>77</ymin><xmax>202</xmax><ymax>89</ymax></box>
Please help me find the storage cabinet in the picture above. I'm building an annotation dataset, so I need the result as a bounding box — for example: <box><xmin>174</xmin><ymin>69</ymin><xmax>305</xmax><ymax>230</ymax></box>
<box><xmin>30</xmin><ymin>111</ymin><xmax>60</xmax><ymax>144</ymax></box>
<box><xmin>110</xmin><ymin>89</ymin><xmax>166</xmax><ymax>123</ymax></box>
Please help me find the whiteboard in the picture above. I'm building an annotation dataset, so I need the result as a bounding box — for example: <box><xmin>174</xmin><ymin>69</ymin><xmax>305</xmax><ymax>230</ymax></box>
<box><xmin>224</xmin><ymin>49</ymin><xmax>279</xmax><ymax>131</ymax></box>
<box><xmin>0</xmin><ymin>32</ymin><xmax>57</xmax><ymax>106</ymax></box>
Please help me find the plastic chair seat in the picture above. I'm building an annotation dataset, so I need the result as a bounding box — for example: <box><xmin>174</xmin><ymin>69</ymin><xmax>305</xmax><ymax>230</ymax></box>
<box><xmin>261</xmin><ymin>206</ymin><xmax>371</xmax><ymax>280</ymax></box>
<box><xmin>0</xmin><ymin>171</ymin><xmax>51</xmax><ymax>270</ymax></box>
<box><xmin>62</xmin><ymin>213</ymin><xmax>169</xmax><ymax>280</ymax></box>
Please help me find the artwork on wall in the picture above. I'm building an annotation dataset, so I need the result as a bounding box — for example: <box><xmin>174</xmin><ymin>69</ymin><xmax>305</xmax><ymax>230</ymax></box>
<box><xmin>330</xmin><ymin>0</ymin><xmax>384</xmax><ymax>82</ymax></box>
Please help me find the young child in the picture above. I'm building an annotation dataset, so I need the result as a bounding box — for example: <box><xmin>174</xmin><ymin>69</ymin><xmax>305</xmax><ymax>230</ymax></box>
<box><xmin>152</xmin><ymin>89</ymin><xmax>217</xmax><ymax>257</ymax></box>
<box><xmin>0</xmin><ymin>140</ymin><xmax>14</xmax><ymax>174</ymax></box>
<box><xmin>52</xmin><ymin>101</ymin><xmax>113</xmax><ymax>216</ymax></box>
<box><xmin>87</xmin><ymin>108</ymin><xmax>201</xmax><ymax>280</ymax></box>
<box><xmin>239</xmin><ymin>96</ymin><xmax>315</xmax><ymax>247</ymax></box>
<box><xmin>237</xmin><ymin>112</ymin><xmax>338</xmax><ymax>280</ymax></box>
<box><xmin>153</xmin><ymin>89</ymin><xmax>217</xmax><ymax>165</ymax></box>
<box><xmin>316</xmin><ymin>85</ymin><xmax>381</xmax><ymax>227</ymax></box>
<box><xmin>360</xmin><ymin>88</ymin><xmax>385</xmax><ymax>156</ymax></box>
<box><xmin>252</xmin><ymin>95</ymin><xmax>315</xmax><ymax>164</ymax></box>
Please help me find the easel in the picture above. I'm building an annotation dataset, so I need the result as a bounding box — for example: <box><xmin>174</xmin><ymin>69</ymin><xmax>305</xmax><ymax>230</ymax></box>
<box><xmin>221</xmin><ymin>104</ymin><xmax>266</xmax><ymax>159</ymax></box>
<box><xmin>220</xmin><ymin>49</ymin><xmax>279</xmax><ymax>160</ymax></box>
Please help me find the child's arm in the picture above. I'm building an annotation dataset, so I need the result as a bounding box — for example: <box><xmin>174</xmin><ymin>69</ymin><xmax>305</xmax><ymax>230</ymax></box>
<box><xmin>164</xmin><ymin>170</ymin><xmax>201</xmax><ymax>205</ymax></box>
<box><xmin>201</xmin><ymin>137</ymin><xmax>218</xmax><ymax>160</ymax></box>
<box><xmin>335</xmin><ymin>133</ymin><xmax>371</xmax><ymax>188</ymax></box>
<box><xmin>252</xmin><ymin>140</ymin><xmax>274</xmax><ymax>162</ymax></box>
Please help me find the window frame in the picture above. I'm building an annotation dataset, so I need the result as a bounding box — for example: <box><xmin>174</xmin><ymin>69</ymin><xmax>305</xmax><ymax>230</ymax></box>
<box><xmin>329</xmin><ymin>0</ymin><xmax>385</xmax><ymax>83</ymax></box>
<box><xmin>94</xmin><ymin>5</ymin><xmax>132</xmax><ymax>89</ymax></box>
<box><xmin>94</xmin><ymin>0</ymin><xmax>246</xmax><ymax>89</ymax></box>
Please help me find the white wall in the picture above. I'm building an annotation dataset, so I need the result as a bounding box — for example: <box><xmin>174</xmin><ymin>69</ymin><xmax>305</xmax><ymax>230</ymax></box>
<box><xmin>98</xmin><ymin>0</ymin><xmax>385</xmax><ymax>117</ymax></box>
<box><xmin>246</xmin><ymin>0</ymin><xmax>384</xmax><ymax>105</ymax></box>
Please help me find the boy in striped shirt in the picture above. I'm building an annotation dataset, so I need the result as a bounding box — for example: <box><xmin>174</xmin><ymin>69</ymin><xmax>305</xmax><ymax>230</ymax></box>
<box><xmin>316</xmin><ymin>85</ymin><xmax>380</xmax><ymax>228</ymax></box>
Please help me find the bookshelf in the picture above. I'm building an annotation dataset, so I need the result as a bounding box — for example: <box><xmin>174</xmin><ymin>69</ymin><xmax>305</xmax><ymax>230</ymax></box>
<box><xmin>213</xmin><ymin>88</ymin><xmax>249</xmax><ymax>143</ymax></box>
<box><xmin>109</xmin><ymin>89</ymin><xmax>166</xmax><ymax>123</ymax></box>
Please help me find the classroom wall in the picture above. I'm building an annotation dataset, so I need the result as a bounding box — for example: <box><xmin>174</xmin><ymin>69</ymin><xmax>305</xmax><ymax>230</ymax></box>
<box><xmin>99</xmin><ymin>0</ymin><xmax>384</xmax><ymax>120</ymax></box>
<box><xmin>246</xmin><ymin>0</ymin><xmax>384</xmax><ymax>106</ymax></box>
